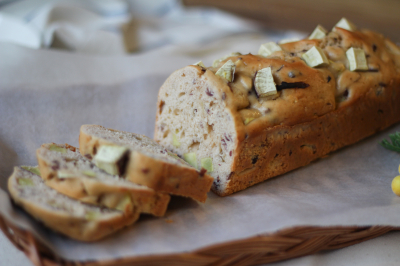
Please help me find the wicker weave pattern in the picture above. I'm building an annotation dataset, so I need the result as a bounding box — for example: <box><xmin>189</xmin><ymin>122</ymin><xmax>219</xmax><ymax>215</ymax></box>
<box><xmin>0</xmin><ymin>214</ymin><xmax>397</xmax><ymax>266</ymax></box>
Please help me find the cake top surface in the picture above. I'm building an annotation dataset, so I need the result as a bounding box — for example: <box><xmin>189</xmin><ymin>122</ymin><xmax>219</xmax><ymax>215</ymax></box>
<box><xmin>204</xmin><ymin>26</ymin><xmax>400</xmax><ymax>129</ymax></box>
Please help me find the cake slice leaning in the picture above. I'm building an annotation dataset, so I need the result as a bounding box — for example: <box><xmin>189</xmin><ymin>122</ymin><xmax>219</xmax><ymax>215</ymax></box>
<box><xmin>8</xmin><ymin>166</ymin><xmax>137</xmax><ymax>241</ymax></box>
<box><xmin>36</xmin><ymin>143</ymin><xmax>170</xmax><ymax>217</ymax></box>
<box><xmin>79</xmin><ymin>125</ymin><xmax>214</xmax><ymax>203</ymax></box>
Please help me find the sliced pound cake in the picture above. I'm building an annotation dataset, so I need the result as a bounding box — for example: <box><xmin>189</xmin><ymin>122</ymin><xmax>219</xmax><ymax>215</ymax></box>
<box><xmin>79</xmin><ymin>125</ymin><xmax>214</xmax><ymax>203</ymax></box>
<box><xmin>8</xmin><ymin>166</ymin><xmax>137</xmax><ymax>241</ymax></box>
<box><xmin>36</xmin><ymin>143</ymin><xmax>170</xmax><ymax>217</ymax></box>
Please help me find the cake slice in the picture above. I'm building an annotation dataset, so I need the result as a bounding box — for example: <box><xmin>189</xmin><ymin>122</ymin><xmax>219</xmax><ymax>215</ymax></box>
<box><xmin>79</xmin><ymin>125</ymin><xmax>214</xmax><ymax>202</ymax></box>
<box><xmin>36</xmin><ymin>143</ymin><xmax>170</xmax><ymax>217</ymax></box>
<box><xmin>8</xmin><ymin>166</ymin><xmax>137</xmax><ymax>241</ymax></box>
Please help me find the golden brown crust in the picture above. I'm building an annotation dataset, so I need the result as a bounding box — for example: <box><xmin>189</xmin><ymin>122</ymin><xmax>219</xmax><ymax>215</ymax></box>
<box><xmin>37</xmin><ymin>143</ymin><xmax>170</xmax><ymax>217</ymax></box>
<box><xmin>221</xmin><ymin>29</ymin><xmax>400</xmax><ymax>195</ymax></box>
<box><xmin>126</xmin><ymin>151</ymin><xmax>213</xmax><ymax>202</ymax></box>
<box><xmin>8</xmin><ymin>167</ymin><xmax>138</xmax><ymax>242</ymax></box>
<box><xmin>79</xmin><ymin>125</ymin><xmax>214</xmax><ymax>203</ymax></box>
<box><xmin>224</xmin><ymin>87</ymin><xmax>400</xmax><ymax>195</ymax></box>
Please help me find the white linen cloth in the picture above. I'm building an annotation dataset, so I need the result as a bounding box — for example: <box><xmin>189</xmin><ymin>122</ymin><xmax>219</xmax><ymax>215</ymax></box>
<box><xmin>0</xmin><ymin>0</ymin><xmax>279</xmax><ymax>54</ymax></box>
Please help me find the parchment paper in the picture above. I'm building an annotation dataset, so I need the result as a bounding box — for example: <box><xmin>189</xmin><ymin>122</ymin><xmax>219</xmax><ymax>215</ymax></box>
<box><xmin>1</xmin><ymin>40</ymin><xmax>400</xmax><ymax>261</ymax></box>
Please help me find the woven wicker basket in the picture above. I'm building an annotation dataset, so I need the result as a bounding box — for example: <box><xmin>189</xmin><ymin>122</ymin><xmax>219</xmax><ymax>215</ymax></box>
<box><xmin>1</xmin><ymin>213</ymin><xmax>398</xmax><ymax>266</ymax></box>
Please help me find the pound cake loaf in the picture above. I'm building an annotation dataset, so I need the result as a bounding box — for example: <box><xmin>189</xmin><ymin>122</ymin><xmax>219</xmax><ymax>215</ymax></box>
<box><xmin>154</xmin><ymin>18</ymin><xmax>400</xmax><ymax>196</ymax></box>
<box><xmin>37</xmin><ymin>143</ymin><xmax>170</xmax><ymax>217</ymax></box>
<box><xmin>79</xmin><ymin>124</ymin><xmax>214</xmax><ymax>202</ymax></box>
<box><xmin>8</xmin><ymin>167</ymin><xmax>137</xmax><ymax>241</ymax></box>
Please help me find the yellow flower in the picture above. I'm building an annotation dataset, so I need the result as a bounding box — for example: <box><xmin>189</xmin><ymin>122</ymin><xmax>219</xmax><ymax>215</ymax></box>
<box><xmin>392</xmin><ymin>175</ymin><xmax>400</xmax><ymax>196</ymax></box>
